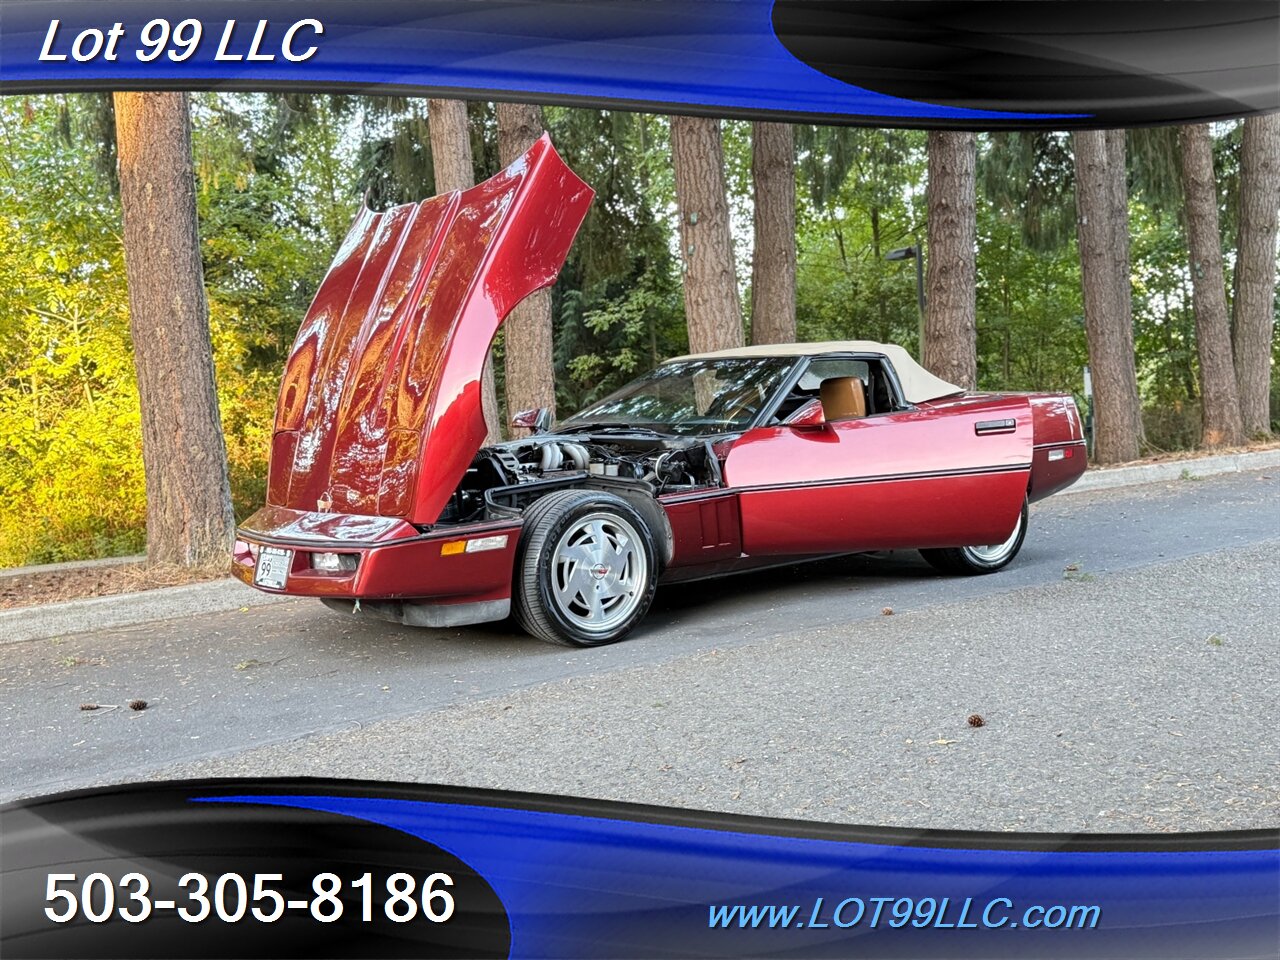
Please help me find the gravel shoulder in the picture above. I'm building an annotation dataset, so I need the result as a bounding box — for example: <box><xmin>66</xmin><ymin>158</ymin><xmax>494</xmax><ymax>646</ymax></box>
<box><xmin>153</xmin><ymin>540</ymin><xmax>1280</xmax><ymax>834</ymax></box>
<box><xmin>0</xmin><ymin>560</ymin><xmax>223</xmax><ymax>610</ymax></box>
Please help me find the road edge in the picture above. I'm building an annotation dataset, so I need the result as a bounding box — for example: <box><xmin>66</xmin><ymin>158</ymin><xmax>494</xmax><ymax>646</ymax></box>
<box><xmin>0</xmin><ymin>579</ymin><xmax>292</xmax><ymax>646</ymax></box>
<box><xmin>1064</xmin><ymin>447</ymin><xmax>1280</xmax><ymax>495</ymax></box>
<box><xmin>2</xmin><ymin>447</ymin><xmax>1276</xmax><ymax>647</ymax></box>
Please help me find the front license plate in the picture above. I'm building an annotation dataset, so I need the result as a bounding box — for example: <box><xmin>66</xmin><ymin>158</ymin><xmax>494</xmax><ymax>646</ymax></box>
<box><xmin>253</xmin><ymin>546</ymin><xmax>292</xmax><ymax>590</ymax></box>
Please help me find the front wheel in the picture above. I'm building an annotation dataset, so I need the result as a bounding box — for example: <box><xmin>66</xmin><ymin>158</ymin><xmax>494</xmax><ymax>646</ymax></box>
<box><xmin>514</xmin><ymin>490</ymin><xmax>658</xmax><ymax>646</ymax></box>
<box><xmin>921</xmin><ymin>500</ymin><xmax>1028</xmax><ymax>575</ymax></box>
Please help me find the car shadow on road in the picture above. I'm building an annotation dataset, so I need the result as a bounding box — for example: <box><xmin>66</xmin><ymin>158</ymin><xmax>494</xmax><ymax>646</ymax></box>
<box><xmin>310</xmin><ymin>541</ymin><xmax>1070</xmax><ymax>656</ymax></box>
<box><xmin>648</xmin><ymin>550</ymin><xmax>939</xmax><ymax>618</ymax></box>
<box><xmin>312</xmin><ymin>553</ymin><xmax>938</xmax><ymax>658</ymax></box>
<box><xmin>379</xmin><ymin>552</ymin><xmax>942</xmax><ymax>651</ymax></box>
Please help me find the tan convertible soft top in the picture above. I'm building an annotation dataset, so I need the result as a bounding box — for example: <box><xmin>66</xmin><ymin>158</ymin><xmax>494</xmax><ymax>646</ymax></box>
<box><xmin>669</xmin><ymin>340</ymin><xmax>965</xmax><ymax>404</ymax></box>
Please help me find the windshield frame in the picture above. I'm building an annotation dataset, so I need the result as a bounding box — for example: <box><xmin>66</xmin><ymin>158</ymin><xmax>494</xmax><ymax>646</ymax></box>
<box><xmin>559</xmin><ymin>356</ymin><xmax>805</xmax><ymax>437</ymax></box>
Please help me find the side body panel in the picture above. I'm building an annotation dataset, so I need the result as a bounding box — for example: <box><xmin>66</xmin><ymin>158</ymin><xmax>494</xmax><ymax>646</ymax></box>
<box><xmin>724</xmin><ymin>395</ymin><xmax>1033</xmax><ymax>556</ymax></box>
<box><xmin>1025</xmin><ymin>393</ymin><xmax>1088</xmax><ymax>500</ymax></box>
<box><xmin>660</xmin><ymin>493</ymin><xmax>743</xmax><ymax>567</ymax></box>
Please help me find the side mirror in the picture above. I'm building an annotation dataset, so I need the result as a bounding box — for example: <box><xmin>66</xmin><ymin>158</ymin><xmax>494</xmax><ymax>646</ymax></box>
<box><xmin>511</xmin><ymin>407</ymin><xmax>553</xmax><ymax>433</ymax></box>
<box><xmin>788</xmin><ymin>401</ymin><xmax>826</xmax><ymax>429</ymax></box>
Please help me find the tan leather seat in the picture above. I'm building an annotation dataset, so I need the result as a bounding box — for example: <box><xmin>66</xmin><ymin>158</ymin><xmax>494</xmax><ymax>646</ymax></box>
<box><xmin>819</xmin><ymin>376</ymin><xmax>867</xmax><ymax>421</ymax></box>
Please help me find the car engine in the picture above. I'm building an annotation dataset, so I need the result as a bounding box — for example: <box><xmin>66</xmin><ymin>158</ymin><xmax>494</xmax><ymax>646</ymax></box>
<box><xmin>438</xmin><ymin>434</ymin><xmax>723</xmax><ymax>525</ymax></box>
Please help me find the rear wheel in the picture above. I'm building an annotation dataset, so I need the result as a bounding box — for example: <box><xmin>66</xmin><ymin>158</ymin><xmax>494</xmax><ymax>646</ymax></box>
<box><xmin>921</xmin><ymin>500</ymin><xmax>1028</xmax><ymax>575</ymax></box>
<box><xmin>514</xmin><ymin>490</ymin><xmax>658</xmax><ymax>646</ymax></box>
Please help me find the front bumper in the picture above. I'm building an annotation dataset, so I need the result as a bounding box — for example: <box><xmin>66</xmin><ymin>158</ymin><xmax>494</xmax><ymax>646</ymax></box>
<box><xmin>232</xmin><ymin>505</ymin><xmax>522</xmax><ymax>609</ymax></box>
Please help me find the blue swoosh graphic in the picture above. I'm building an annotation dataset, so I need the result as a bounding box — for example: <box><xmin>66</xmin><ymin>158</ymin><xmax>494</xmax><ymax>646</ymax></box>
<box><xmin>198</xmin><ymin>794</ymin><xmax>1279</xmax><ymax>958</ymax></box>
<box><xmin>0</xmin><ymin>0</ymin><xmax>1081</xmax><ymax>121</ymax></box>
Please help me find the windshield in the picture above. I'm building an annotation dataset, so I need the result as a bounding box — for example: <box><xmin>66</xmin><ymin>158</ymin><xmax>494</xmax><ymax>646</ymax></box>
<box><xmin>562</xmin><ymin>357</ymin><xmax>796</xmax><ymax>435</ymax></box>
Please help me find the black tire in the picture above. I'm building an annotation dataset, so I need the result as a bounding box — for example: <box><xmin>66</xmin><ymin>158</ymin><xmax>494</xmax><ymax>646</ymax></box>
<box><xmin>513</xmin><ymin>490</ymin><xmax>658</xmax><ymax>646</ymax></box>
<box><xmin>921</xmin><ymin>499</ymin><xmax>1028</xmax><ymax>575</ymax></box>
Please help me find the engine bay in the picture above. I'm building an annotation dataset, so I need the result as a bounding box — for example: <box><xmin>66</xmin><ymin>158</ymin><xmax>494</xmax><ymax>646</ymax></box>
<box><xmin>438</xmin><ymin>433</ymin><xmax>724</xmax><ymax>525</ymax></box>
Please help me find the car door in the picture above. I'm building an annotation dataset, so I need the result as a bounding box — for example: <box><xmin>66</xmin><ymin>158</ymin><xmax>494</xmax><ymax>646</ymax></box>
<box><xmin>723</xmin><ymin>382</ymin><xmax>1033</xmax><ymax>557</ymax></box>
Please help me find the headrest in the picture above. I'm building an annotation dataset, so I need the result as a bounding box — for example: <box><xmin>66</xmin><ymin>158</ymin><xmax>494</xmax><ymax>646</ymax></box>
<box><xmin>819</xmin><ymin>376</ymin><xmax>867</xmax><ymax>421</ymax></box>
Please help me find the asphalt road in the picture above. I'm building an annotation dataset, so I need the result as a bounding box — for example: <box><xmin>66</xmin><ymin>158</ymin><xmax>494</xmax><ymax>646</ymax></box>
<box><xmin>3</xmin><ymin>469</ymin><xmax>1277</xmax><ymax>833</ymax></box>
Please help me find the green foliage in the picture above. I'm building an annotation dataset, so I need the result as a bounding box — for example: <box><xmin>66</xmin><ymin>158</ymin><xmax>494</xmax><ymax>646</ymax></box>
<box><xmin>544</xmin><ymin>109</ymin><xmax>686</xmax><ymax>411</ymax></box>
<box><xmin>795</xmin><ymin>125</ymin><xmax>861</xmax><ymax>210</ymax></box>
<box><xmin>0</xmin><ymin>93</ymin><xmax>364</xmax><ymax>565</ymax></box>
<box><xmin>793</xmin><ymin>129</ymin><xmax>926</xmax><ymax>350</ymax></box>
<box><xmin>979</xmin><ymin>132</ymin><xmax>1076</xmax><ymax>252</ymax></box>
<box><xmin>356</xmin><ymin>109</ymin><xmax>435</xmax><ymax>208</ymax></box>
<box><xmin>976</xmin><ymin>190</ymin><xmax>1086</xmax><ymax>394</ymax></box>
<box><xmin>1128</xmin><ymin>126</ymin><xmax>1182</xmax><ymax>215</ymax></box>
<box><xmin>1130</xmin><ymin>200</ymin><xmax>1198</xmax><ymax>406</ymax></box>
<box><xmin>0</xmin><ymin>96</ymin><xmax>144</xmax><ymax>563</ymax></box>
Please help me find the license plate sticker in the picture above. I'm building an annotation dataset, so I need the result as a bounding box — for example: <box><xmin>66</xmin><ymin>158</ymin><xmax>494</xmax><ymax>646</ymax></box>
<box><xmin>253</xmin><ymin>546</ymin><xmax>292</xmax><ymax>590</ymax></box>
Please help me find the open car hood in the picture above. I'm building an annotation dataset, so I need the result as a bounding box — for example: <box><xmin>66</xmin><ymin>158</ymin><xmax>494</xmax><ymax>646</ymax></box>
<box><xmin>265</xmin><ymin>134</ymin><xmax>593</xmax><ymax>526</ymax></box>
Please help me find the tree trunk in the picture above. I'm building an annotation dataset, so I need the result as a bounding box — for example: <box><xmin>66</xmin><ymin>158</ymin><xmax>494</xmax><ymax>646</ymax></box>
<box><xmin>429</xmin><ymin>97</ymin><xmax>502</xmax><ymax>442</ymax></box>
<box><xmin>1232</xmin><ymin>114</ymin><xmax>1280</xmax><ymax>438</ymax></box>
<box><xmin>113</xmin><ymin>92</ymin><xmax>235</xmax><ymax>567</ymax></box>
<box><xmin>750</xmin><ymin>121</ymin><xmax>797</xmax><ymax>345</ymax></box>
<box><xmin>496</xmin><ymin>102</ymin><xmax>556</xmax><ymax>431</ymax></box>
<box><xmin>1072</xmin><ymin>129</ymin><xmax>1143</xmax><ymax>464</ymax></box>
<box><xmin>923</xmin><ymin>131</ymin><xmax>977</xmax><ymax>388</ymax></box>
<box><xmin>1179</xmin><ymin>123</ymin><xmax>1245</xmax><ymax>448</ymax></box>
<box><xmin>670</xmin><ymin>115</ymin><xmax>744</xmax><ymax>353</ymax></box>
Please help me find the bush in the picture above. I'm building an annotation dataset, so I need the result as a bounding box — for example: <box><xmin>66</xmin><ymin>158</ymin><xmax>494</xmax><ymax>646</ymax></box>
<box><xmin>1141</xmin><ymin>400</ymin><xmax>1202</xmax><ymax>454</ymax></box>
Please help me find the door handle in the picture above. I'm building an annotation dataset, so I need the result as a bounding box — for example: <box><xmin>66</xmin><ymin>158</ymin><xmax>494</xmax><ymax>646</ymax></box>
<box><xmin>975</xmin><ymin>418</ymin><xmax>1016</xmax><ymax>435</ymax></box>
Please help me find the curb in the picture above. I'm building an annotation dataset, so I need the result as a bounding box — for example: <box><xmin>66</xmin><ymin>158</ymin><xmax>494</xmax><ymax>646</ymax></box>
<box><xmin>0</xmin><ymin>554</ymin><xmax>146</xmax><ymax>579</ymax></box>
<box><xmin>1064</xmin><ymin>447</ymin><xmax>1280</xmax><ymax>495</ymax></box>
<box><xmin>0</xmin><ymin>579</ymin><xmax>292</xmax><ymax>646</ymax></box>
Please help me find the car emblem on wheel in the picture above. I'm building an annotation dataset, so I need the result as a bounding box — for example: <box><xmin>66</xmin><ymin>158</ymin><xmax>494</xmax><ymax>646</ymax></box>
<box><xmin>589</xmin><ymin>563</ymin><xmax>610</xmax><ymax>580</ymax></box>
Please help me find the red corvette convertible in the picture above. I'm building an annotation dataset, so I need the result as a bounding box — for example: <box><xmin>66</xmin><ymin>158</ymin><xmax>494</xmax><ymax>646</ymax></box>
<box><xmin>233</xmin><ymin>135</ymin><xmax>1086</xmax><ymax>646</ymax></box>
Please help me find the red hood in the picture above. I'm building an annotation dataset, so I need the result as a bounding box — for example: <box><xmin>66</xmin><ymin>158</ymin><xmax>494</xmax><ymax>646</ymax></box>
<box><xmin>265</xmin><ymin>134</ymin><xmax>593</xmax><ymax>525</ymax></box>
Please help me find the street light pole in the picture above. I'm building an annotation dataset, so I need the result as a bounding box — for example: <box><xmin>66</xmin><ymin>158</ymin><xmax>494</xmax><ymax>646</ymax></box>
<box><xmin>886</xmin><ymin>245</ymin><xmax>926</xmax><ymax>358</ymax></box>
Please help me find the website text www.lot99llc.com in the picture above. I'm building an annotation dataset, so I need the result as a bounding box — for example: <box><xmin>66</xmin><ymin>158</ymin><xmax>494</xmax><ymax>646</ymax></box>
<box><xmin>709</xmin><ymin>896</ymin><xmax>1102</xmax><ymax>931</ymax></box>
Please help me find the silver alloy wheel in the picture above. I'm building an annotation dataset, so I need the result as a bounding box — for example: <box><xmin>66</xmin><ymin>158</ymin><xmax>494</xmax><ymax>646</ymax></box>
<box><xmin>963</xmin><ymin>509</ymin><xmax>1025</xmax><ymax>564</ymax></box>
<box><xmin>550</xmin><ymin>512</ymin><xmax>649</xmax><ymax>636</ymax></box>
